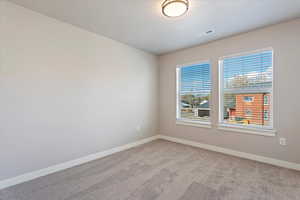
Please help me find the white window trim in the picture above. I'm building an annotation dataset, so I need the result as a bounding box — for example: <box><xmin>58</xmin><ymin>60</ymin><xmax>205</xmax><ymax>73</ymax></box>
<box><xmin>176</xmin><ymin>120</ymin><xmax>212</xmax><ymax>128</ymax></box>
<box><xmin>218</xmin><ymin>48</ymin><xmax>276</xmax><ymax>135</ymax></box>
<box><xmin>218</xmin><ymin>123</ymin><xmax>276</xmax><ymax>137</ymax></box>
<box><xmin>176</xmin><ymin>60</ymin><xmax>212</xmax><ymax>127</ymax></box>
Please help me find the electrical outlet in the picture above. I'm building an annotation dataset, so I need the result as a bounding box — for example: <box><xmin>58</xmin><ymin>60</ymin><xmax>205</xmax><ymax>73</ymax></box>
<box><xmin>279</xmin><ymin>138</ymin><xmax>286</xmax><ymax>146</ymax></box>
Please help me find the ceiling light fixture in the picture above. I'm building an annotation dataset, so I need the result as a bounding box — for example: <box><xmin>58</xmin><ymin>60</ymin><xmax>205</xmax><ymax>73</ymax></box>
<box><xmin>162</xmin><ymin>0</ymin><xmax>189</xmax><ymax>18</ymax></box>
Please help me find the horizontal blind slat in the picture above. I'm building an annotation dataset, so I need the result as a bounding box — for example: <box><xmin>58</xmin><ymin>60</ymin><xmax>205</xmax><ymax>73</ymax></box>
<box><xmin>221</xmin><ymin>50</ymin><xmax>273</xmax><ymax>129</ymax></box>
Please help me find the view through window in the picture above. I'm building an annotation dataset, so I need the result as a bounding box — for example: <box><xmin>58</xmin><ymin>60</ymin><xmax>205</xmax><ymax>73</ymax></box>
<box><xmin>177</xmin><ymin>62</ymin><xmax>211</xmax><ymax>123</ymax></box>
<box><xmin>220</xmin><ymin>50</ymin><xmax>273</xmax><ymax>129</ymax></box>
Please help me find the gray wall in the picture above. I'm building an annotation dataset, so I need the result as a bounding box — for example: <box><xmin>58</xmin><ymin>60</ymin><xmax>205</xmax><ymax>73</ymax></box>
<box><xmin>159</xmin><ymin>18</ymin><xmax>300</xmax><ymax>164</ymax></box>
<box><xmin>0</xmin><ymin>1</ymin><xmax>158</xmax><ymax>180</ymax></box>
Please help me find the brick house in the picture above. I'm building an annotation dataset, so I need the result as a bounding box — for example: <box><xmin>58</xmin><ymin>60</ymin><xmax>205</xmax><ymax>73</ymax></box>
<box><xmin>228</xmin><ymin>93</ymin><xmax>270</xmax><ymax>125</ymax></box>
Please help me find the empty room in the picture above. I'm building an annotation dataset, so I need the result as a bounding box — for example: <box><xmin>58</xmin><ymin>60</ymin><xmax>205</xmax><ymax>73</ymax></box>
<box><xmin>1</xmin><ymin>0</ymin><xmax>300</xmax><ymax>199</ymax></box>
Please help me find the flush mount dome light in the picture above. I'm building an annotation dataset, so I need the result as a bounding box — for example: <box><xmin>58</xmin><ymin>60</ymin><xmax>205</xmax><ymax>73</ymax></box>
<box><xmin>162</xmin><ymin>0</ymin><xmax>189</xmax><ymax>18</ymax></box>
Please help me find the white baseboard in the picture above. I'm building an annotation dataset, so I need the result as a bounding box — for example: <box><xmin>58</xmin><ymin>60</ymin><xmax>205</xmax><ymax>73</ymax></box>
<box><xmin>157</xmin><ymin>135</ymin><xmax>300</xmax><ymax>171</ymax></box>
<box><xmin>1</xmin><ymin>134</ymin><xmax>299</xmax><ymax>190</ymax></box>
<box><xmin>0</xmin><ymin>135</ymin><xmax>159</xmax><ymax>190</ymax></box>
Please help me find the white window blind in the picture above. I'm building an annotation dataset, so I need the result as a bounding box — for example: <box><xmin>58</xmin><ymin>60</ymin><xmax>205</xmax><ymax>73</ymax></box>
<box><xmin>219</xmin><ymin>49</ymin><xmax>273</xmax><ymax>130</ymax></box>
<box><xmin>176</xmin><ymin>62</ymin><xmax>211</xmax><ymax>123</ymax></box>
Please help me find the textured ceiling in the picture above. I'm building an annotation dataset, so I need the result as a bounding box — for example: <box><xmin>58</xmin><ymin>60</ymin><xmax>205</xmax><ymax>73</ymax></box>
<box><xmin>7</xmin><ymin>0</ymin><xmax>300</xmax><ymax>55</ymax></box>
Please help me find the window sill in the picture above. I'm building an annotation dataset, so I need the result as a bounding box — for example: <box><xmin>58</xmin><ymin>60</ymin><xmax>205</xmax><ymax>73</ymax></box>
<box><xmin>218</xmin><ymin>124</ymin><xmax>276</xmax><ymax>137</ymax></box>
<box><xmin>176</xmin><ymin>120</ymin><xmax>212</xmax><ymax>129</ymax></box>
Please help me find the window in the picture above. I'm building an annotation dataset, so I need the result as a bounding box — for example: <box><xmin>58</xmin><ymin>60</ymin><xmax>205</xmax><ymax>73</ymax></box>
<box><xmin>219</xmin><ymin>49</ymin><xmax>273</xmax><ymax>131</ymax></box>
<box><xmin>244</xmin><ymin>96</ymin><xmax>254</xmax><ymax>102</ymax></box>
<box><xmin>176</xmin><ymin>62</ymin><xmax>211</xmax><ymax>124</ymax></box>
<box><xmin>264</xmin><ymin>95</ymin><xmax>269</xmax><ymax>105</ymax></box>
<box><xmin>264</xmin><ymin>110</ymin><xmax>269</xmax><ymax>120</ymax></box>
<box><xmin>245</xmin><ymin>109</ymin><xmax>252</xmax><ymax>116</ymax></box>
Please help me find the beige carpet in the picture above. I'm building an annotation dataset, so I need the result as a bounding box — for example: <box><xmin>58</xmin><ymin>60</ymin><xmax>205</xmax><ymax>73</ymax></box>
<box><xmin>1</xmin><ymin>139</ymin><xmax>300</xmax><ymax>200</ymax></box>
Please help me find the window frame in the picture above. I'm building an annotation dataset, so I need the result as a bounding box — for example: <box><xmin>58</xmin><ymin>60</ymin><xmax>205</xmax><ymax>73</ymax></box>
<box><xmin>176</xmin><ymin>60</ymin><xmax>212</xmax><ymax>128</ymax></box>
<box><xmin>244</xmin><ymin>109</ymin><xmax>253</xmax><ymax>117</ymax></box>
<box><xmin>264</xmin><ymin>110</ymin><xmax>269</xmax><ymax>121</ymax></box>
<box><xmin>244</xmin><ymin>96</ymin><xmax>254</xmax><ymax>103</ymax></box>
<box><xmin>218</xmin><ymin>48</ymin><xmax>275</xmax><ymax>136</ymax></box>
<box><xmin>264</xmin><ymin>95</ymin><xmax>269</xmax><ymax>105</ymax></box>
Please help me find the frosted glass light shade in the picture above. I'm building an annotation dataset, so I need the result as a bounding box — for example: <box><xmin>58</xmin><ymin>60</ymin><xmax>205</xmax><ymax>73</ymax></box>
<box><xmin>162</xmin><ymin>0</ymin><xmax>189</xmax><ymax>17</ymax></box>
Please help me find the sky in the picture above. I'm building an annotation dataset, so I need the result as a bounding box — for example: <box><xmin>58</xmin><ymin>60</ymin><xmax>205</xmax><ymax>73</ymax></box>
<box><xmin>223</xmin><ymin>51</ymin><xmax>272</xmax><ymax>81</ymax></box>
<box><xmin>180</xmin><ymin>63</ymin><xmax>211</xmax><ymax>95</ymax></box>
<box><xmin>180</xmin><ymin>50</ymin><xmax>272</xmax><ymax>94</ymax></box>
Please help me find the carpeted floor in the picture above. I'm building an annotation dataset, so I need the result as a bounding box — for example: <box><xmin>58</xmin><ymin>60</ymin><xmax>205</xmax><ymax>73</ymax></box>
<box><xmin>1</xmin><ymin>139</ymin><xmax>300</xmax><ymax>200</ymax></box>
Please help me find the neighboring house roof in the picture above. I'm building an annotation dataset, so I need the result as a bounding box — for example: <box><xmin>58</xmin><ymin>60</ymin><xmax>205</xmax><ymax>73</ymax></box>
<box><xmin>180</xmin><ymin>100</ymin><xmax>209</xmax><ymax>109</ymax></box>
<box><xmin>181</xmin><ymin>102</ymin><xmax>190</xmax><ymax>108</ymax></box>
<box><xmin>199</xmin><ymin>100</ymin><xmax>209</xmax><ymax>109</ymax></box>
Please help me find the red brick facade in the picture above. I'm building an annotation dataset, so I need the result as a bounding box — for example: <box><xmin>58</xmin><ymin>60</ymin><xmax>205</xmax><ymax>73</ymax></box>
<box><xmin>230</xmin><ymin>93</ymin><xmax>270</xmax><ymax>125</ymax></box>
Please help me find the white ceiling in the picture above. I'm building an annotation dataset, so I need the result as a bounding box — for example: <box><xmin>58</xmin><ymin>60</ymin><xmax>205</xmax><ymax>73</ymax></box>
<box><xmin>7</xmin><ymin>0</ymin><xmax>300</xmax><ymax>55</ymax></box>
